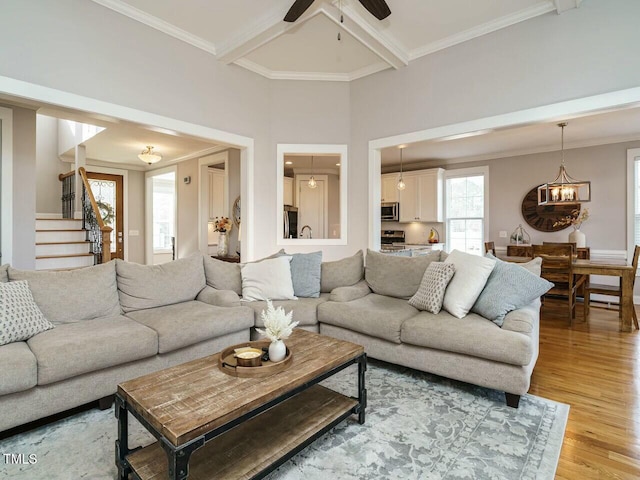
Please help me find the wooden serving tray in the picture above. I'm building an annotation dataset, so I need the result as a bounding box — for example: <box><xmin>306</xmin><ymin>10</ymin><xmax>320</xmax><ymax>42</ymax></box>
<box><xmin>218</xmin><ymin>339</ymin><xmax>293</xmax><ymax>378</ymax></box>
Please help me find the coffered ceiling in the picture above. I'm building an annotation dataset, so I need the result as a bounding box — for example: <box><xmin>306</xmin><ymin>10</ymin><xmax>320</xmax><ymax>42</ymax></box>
<box><xmin>92</xmin><ymin>0</ymin><xmax>582</xmax><ymax>81</ymax></box>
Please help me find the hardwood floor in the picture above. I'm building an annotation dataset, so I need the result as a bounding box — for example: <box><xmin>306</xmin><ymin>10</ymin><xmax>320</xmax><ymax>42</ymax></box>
<box><xmin>530</xmin><ymin>300</ymin><xmax>640</xmax><ymax>479</ymax></box>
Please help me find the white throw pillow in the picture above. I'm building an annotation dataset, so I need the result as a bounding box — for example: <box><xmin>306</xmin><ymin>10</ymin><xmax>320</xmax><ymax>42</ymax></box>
<box><xmin>442</xmin><ymin>250</ymin><xmax>496</xmax><ymax>318</ymax></box>
<box><xmin>0</xmin><ymin>280</ymin><xmax>55</xmax><ymax>346</ymax></box>
<box><xmin>241</xmin><ymin>256</ymin><xmax>297</xmax><ymax>301</ymax></box>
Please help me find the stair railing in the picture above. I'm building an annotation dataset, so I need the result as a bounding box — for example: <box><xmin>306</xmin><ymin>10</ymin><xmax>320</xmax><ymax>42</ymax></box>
<box><xmin>78</xmin><ymin>167</ymin><xmax>112</xmax><ymax>264</ymax></box>
<box><xmin>58</xmin><ymin>170</ymin><xmax>76</xmax><ymax>219</ymax></box>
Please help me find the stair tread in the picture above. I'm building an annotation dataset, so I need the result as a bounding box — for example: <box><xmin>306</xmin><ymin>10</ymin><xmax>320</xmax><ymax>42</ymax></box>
<box><xmin>36</xmin><ymin>241</ymin><xmax>90</xmax><ymax>245</ymax></box>
<box><xmin>36</xmin><ymin>253</ymin><xmax>94</xmax><ymax>259</ymax></box>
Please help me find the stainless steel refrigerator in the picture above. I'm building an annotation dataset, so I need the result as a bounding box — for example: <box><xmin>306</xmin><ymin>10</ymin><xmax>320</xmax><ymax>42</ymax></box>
<box><xmin>284</xmin><ymin>205</ymin><xmax>298</xmax><ymax>239</ymax></box>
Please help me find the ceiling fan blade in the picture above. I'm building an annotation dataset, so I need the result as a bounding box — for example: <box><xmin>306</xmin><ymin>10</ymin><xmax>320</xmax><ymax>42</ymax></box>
<box><xmin>284</xmin><ymin>0</ymin><xmax>315</xmax><ymax>22</ymax></box>
<box><xmin>358</xmin><ymin>0</ymin><xmax>391</xmax><ymax>20</ymax></box>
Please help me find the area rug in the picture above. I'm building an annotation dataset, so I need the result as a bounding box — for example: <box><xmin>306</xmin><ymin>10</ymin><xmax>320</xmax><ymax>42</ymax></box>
<box><xmin>0</xmin><ymin>361</ymin><xmax>568</xmax><ymax>480</ymax></box>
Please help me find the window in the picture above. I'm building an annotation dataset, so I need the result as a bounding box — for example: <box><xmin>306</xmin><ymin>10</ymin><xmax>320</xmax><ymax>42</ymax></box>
<box><xmin>151</xmin><ymin>173</ymin><xmax>176</xmax><ymax>252</ymax></box>
<box><xmin>445</xmin><ymin>167</ymin><xmax>489</xmax><ymax>255</ymax></box>
<box><xmin>627</xmin><ymin>148</ymin><xmax>640</xmax><ymax>267</ymax></box>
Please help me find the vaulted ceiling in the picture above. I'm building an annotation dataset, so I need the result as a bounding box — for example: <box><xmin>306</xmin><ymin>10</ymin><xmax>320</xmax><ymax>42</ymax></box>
<box><xmin>92</xmin><ymin>0</ymin><xmax>582</xmax><ymax>81</ymax></box>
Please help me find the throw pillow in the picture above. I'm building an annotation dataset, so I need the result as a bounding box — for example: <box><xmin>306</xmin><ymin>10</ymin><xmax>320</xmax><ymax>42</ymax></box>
<box><xmin>472</xmin><ymin>255</ymin><xmax>553</xmax><ymax>327</ymax></box>
<box><xmin>320</xmin><ymin>250</ymin><xmax>364</xmax><ymax>293</ymax></box>
<box><xmin>241</xmin><ymin>256</ymin><xmax>297</xmax><ymax>301</ymax></box>
<box><xmin>442</xmin><ymin>250</ymin><xmax>496</xmax><ymax>318</ymax></box>
<box><xmin>0</xmin><ymin>281</ymin><xmax>55</xmax><ymax>346</ymax></box>
<box><xmin>366</xmin><ymin>249</ymin><xmax>441</xmax><ymax>299</ymax></box>
<box><xmin>289</xmin><ymin>251</ymin><xmax>322</xmax><ymax>298</ymax></box>
<box><xmin>409</xmin><ymin>262</ymin><xmax>456</xmax><ymax>314</ymax></box>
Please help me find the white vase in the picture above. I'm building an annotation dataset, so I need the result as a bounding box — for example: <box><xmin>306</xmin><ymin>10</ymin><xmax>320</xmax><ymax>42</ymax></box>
<box><xmin>217</xmin><ymin>232</ymin><xmax>229</xmax><ymax>256</ymax></box>
<box><xmin>269</xmin><ymin>340</ymin><xmax>286</xmax><ymax>363</ymax></box>
<box><xmin>568</xmin><ymin>228</ymin><xmax>586</xmax><ymax>248</ymax></box>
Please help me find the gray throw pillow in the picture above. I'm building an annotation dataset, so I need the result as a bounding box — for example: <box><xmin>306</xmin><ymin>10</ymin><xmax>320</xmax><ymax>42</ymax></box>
<box><xmin>290</xmin><ymin>251</ymin><xmax>322</xmax><ymax>298</ymax></box>
<box><xmin>471</xmin><ymin>254</ymin><xmax>553</xmax><ymax>327</ymax></box>
<box><xmin>0</xmin><ymin>281</ymin><xmax>55</xmax><ymax>346</ymax></box>
<box><xmin>365</xmin><ymin>249</ymin><xmax>441</xmax><ymax>299</ymax></box>
<box><xmin>204</xmin><ymin>256</ymin><xmax>242</xmax><ymax>295</ymax></box>
<box><xmin>408</xmin><ymin>262</ymin><xmax>456</xmax><ymax>314</ymax></box>
<box><xmin>320</xmin><ymin>250</ymin><xmax>364</xmax><ymax>293</ymax></box>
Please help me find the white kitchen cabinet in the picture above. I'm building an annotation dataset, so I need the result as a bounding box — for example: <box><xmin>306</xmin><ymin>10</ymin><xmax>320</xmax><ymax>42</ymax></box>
<box><xmin>398</xmin><ymin>168</ymin><xmax>444</xmax><ymax>222</ymax></box>
<box><xmin>208</xmin><ymin>169</ymin><xmax>226</xmax><ymax>220</ymax></box>
<box><xmin>381</xmin><ymin>173</ymin><xmax>399</xmax><ymax>203</ymax></box>
<box><xmin>283</xmin><ymin>176</ymin><xmax>294</xmax><ymax>206</ymax></box>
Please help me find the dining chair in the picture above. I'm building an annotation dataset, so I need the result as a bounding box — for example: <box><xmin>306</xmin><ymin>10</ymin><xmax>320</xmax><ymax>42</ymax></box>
<box><xmin>532</xmin><ymin>244</ymin><xmax>587</xmax><ymax>325</ymax></box>
<box><xmin>484</xmin><ymin>241</ymin><xmax>496</xmax><ymax>256</ymax></box>
<box><xmin>584</xmin><ymin>245</ymin><xmax>640</xmax><ymax>329</ymax></box>
<box><xmin>543</xmin><ymin>242</ymin><xmax>587</xmax><ymax>295</ymax></box>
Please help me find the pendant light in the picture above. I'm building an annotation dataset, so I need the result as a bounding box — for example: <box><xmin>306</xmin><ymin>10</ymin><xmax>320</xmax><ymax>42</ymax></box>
<box><xmin>308</xmin><ymin>156</ymin><xmax>318</xmax><ymax>189</ymax></box>
<box><xmin>397</xmin><ymin>145</ymin><xmax>406</xmax><ymax>190</ymax></box>
<box><xmin>537</xmin><ymin>123</ymin><xmax>591</xmax><ymax>205</ymax></box>
<box><xmin>138</xmin><ymin>145</ymin><xmax>162</xmax><ymax>165</ymax></box>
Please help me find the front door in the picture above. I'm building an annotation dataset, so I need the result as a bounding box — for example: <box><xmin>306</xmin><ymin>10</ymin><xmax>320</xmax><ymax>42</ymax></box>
<box><xmin>87</xmin><ymin>172</ymin><xmax>124</xmax><ymax>260</ymax></box>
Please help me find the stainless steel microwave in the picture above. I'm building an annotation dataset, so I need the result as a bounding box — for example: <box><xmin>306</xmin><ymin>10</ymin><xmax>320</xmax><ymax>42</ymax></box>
<box><xmin>381</xmin><ymin>202</ymin><xmax>399</xmax><ymax>221</ymax></box>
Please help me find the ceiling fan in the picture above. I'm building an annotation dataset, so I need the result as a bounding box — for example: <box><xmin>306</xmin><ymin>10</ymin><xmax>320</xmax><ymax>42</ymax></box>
<box><xmin>284</xmin><ymin>0</ymin><xmax>391</xmax><ymax>22</ymax></box>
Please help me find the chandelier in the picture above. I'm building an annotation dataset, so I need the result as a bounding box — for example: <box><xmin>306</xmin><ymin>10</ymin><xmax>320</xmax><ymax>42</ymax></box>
<box><xmin>138</xmin><ymin>146</ymin><xmax>162</xmax><ymax>165</ymax></box>
<box><xmin>537</xmin><ymin>123</ymin><xmax>590</xmax><ymax>205</ymax></box>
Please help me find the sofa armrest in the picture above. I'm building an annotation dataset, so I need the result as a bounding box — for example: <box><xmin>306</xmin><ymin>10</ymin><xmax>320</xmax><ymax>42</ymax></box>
<box><xmin>330</xmin><ymin>280</ymin><xmax>371</xmax><ymax>302</ymax></box>
<box><xmin>197</xmin><ymin>286</ymin><xmax>241</xmax><ymax>308</ymax></box>
<box><xmin>501</xmin><ymin>298</ymin><xmax>540</xmax><ymax>336</ymax></box>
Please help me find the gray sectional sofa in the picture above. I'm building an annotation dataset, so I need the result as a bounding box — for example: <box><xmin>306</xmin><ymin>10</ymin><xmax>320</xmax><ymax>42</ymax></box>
<box><xmin>0</xmin><ymin>248</ymin><xmax>541</xmax><ymax>432</ymax></box>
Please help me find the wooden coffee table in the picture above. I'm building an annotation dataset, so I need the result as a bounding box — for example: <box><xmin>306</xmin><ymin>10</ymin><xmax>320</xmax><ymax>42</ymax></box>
<box><xmin>115</xmin><ymin>329</ymin><xmax>366</xmax><ymax>480</ymax></box>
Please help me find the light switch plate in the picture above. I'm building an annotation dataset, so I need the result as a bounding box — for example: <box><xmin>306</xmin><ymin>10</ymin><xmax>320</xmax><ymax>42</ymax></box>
<box><xmin>499</xmin><ymin>231</ymin><xmax>508</xmax><ymax>238</ymax></box>
<box><xmin>129</xmin><ymin>230</ymin><xmax>139</xmax><ymax>236</ymax></box>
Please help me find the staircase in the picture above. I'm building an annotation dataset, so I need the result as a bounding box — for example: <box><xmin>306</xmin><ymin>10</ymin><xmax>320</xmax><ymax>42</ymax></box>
<box><xmin>35</xmin><ymin>218</ymin><xmax>94</xmax><ymax>270</ymax></box>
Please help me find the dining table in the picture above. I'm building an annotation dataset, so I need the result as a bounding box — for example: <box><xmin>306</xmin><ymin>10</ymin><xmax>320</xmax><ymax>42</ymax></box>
<box><xmin>497</xmin><ymin>255</ymin><xmax>636</xmax><ymax>332</ymax></box>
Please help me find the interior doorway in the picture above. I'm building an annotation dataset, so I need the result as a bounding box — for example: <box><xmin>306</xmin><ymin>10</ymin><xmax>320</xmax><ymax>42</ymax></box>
<box><xmin>146</xmin><ymin>167</ymin><xmax>177</xmax><ymax>265</ymax></box>
<box><xmin>87</xmin><ymin>172</ymin><xmax>124</xmax><ymax>260</ymax></box>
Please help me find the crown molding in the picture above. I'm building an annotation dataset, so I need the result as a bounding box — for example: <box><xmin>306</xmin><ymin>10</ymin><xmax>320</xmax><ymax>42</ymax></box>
<box><xmin>554</xmin><ymin>0</ymin><xmax>583</xmax><ymax>14</ymax></box>
<box><xmin>234</xmin><ymin>58</ymin><xmax>390</xmax><ymax>82</ymax></box>
<box><xmin>91</xmin><ymin>0</ymin><xmax>217</xmax><ymax>55</ymax></box>
<box><xmin>409</xmin><ymin>2</ymin><xmax>555</xmax><ymax>61</ymax></box>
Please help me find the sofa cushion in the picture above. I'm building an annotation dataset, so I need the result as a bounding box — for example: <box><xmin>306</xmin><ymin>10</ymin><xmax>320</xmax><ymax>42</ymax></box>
<box><xmin>9</xmin><ymin>262</ymin><xmax>121</xmax><ymax>324</ymax></box>
<box><xmin>442</xmin><ymin>250</ymin><xmax>496</xmax><ymax>318</ymax></box>
<box><xmin>27</xmin><ymin>315</ymin><xmax>158</xmax><ymax>385</ymax></box>
<box><xmin>241</xmin><ymin>256</ymin><xmax>296</xmax><ymax>301</ymax></box>
<box><xmin>116</xmin><ymin>256</ymin><xmax>206</xmax><ymax>313</ymax></box>
<box><xmin>400</xmin><ymin>310</ymin><xmax>534</xmax><ymax>366</ymax></box>
<box><xmin>0</xmin><ymin>342</ymin><xmax>37</xmax><ymax>395</ymax></box>
<box><xmin>204</xmin><ymin>256</ymin><xmax>242</xmax><ymax>295</ymax></box>
<box><xmin>320</xmin><ymin>250</ymin><xmax>364</xmax><ymax>293</ymax></box>
<box><xmin>0</xmin><ymin>264</ymin><xmax>8</xmax><ymax>282</ymax></box>
<box><xmin>0</xmin><ymin>280</ymin><xmax>55</xmax><ymax>346</ymax></box>
<box><xmin>289</xmin><ymin>252</ymin><xmax>322</xmax><ymax>298</ymax></box>
<box><xmin>318</xmin><ymin>293</ymin><xmax>419</xmax><ymax>343</ymax></box>
<box><xmin>408</xmin><ymin>262</ymin><xmax>456</xmax><ymax>314</ymax></box>
<box><xmin>247</xmin><ymin>294</ymin><xmax>330</xmax><ymax>327</ymax></box>
<box><xmin>472</xmin><ymin>256</ymin><xmax>552</xmax><ymax>327</ymax></box>
<box><xmin>125</xmin><ymin>301</ymin><xmax>254</xmax><ymax>354</ymax></box>
<box><xmin>196</xmin><ymin>286</ymin><xmax>242</xmax><ymax>307</ymax></box>
<box><xmin>365</xmin><ymin>249</ymin><xmax>441</xmax><ymax>299</ymax></box>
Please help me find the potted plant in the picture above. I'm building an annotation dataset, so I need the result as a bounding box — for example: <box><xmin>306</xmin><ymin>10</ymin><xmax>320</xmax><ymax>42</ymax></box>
<box><xmin>256</xmin><ymin>300</ymin><xmax>299</xmax><ymax>362</ymax></box>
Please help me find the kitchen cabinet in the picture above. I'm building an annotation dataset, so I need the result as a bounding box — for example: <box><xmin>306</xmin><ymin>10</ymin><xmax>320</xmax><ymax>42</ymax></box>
<box><xmin>208</xmin><ymin>169</ymin><xmax>225</xmax><ymax>220</ymax></box>
<box><xmin>283</xmin><ymin>176</ymin><xmax>294</xmax><ymax>206</ymax></box>
<box><xmin>398</xmin><ymin>168</ymin><xmax>444</xmax><ymax>222</ymax></box>
<box><xmin>381</xmin><ymin>173</ymin><xmax>399</xmax><ymax>203</ymax></box>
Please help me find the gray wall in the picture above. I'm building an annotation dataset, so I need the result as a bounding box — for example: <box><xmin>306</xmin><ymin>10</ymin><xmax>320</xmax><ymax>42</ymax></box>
<box><xmin>177</xmin><ymin>158</ymin><xmax>199</xmax><ymax>259</ymax></box>
<box><xmin>35</xmin><ymin>115</ymin><xmax>67</xmax><ymax>214</ymax></box>
<box><xmin>127</xmin><ymin>170</ymin><xmax>145</xmax><ymax>264</ymax></box>
<box><xmin>1</xmin><ymin>0</ymin><xmax>640</xmax><ymax>263</ymax></box>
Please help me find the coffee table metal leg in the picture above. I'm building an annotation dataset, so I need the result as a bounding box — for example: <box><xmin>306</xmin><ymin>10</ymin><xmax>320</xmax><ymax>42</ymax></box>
<box><xmin>160</xmin><ymin>436</ymin><xmax>205</xmax><ymax>480</ymax></box>
<box><xmin>115</xmin><ymin>394</ymin><xmax>131</xmax><ymax>480</ymax></box>
<box><xmin>357</xmin><ymin>353</ymin><xmax>367</xmax><ymax>425</ymax></box>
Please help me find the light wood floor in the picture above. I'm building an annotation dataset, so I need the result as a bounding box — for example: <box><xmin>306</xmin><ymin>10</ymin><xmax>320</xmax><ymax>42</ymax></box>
<box><xmin>530</xmin><ymin>300</ymin><xmax>640</xmax><ymax>479</ymax></box>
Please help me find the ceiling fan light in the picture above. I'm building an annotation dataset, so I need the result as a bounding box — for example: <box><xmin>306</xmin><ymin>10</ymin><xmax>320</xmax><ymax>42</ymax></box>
<box><xmin>138</xmin><ymin>145</ymin><xmax>162</xmax><ymax>165</ymax></box>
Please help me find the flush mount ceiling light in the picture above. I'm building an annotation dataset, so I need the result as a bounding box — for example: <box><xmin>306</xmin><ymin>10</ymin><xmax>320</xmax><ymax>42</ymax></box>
<box><xmin>397</xmin><ymin>145</ymin><xmax>406</xmax><ymax>191</ymax></box>
<box><xmin>308</xmin><ymin>155</ymin><xmax>318</xmax><ymax>189</ymax></box>
<box><xmin>537</xmin><ymin>123</ymin><xmax>591</xmax><ymax>205</ymax></box>
<box><xmin>138</xmin><ymin>145</ymin><xmax>162</xmax><ymax>165</ymax></box>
